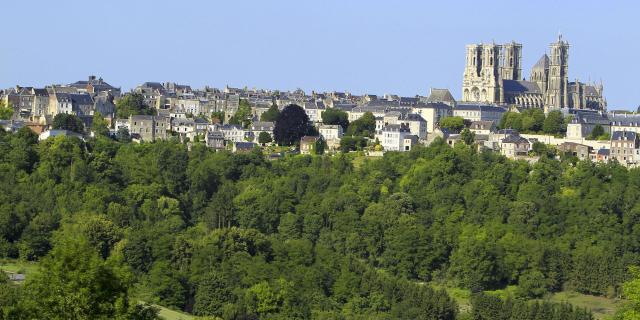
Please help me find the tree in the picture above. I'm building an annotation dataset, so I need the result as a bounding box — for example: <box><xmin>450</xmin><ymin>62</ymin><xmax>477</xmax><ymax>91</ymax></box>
<box><xmin>273</xmin><ymin>104</ymin><xmax>312</xmax><ymax>146</ymax></box>
<box><xmin>340</xmin><ymin>136</ymin><xmax>367</xmax><ymax>152</ymax></box>
<box><xmin>211</xmin><ymin>111</ymin><xmax>225</xmax><ymax>124</ymax></box>
<box><xmin>0</xmin><ymin>101</ymin><xmax>13</xmax><ymax>120</ymax></box>
<box><xmin>193</xmin><ymin>272</ymin><xmax>231</xmax><ymax>317</ymax></box>
<box><xmin>116</xmin><ymin>127</ymin><xmax>131</xmax><ymax>142</ymax></box>
<box><xmin>19</xmin><ymin>236</ymin><xmax>141</xmax><ymax>319</ymax></box>
<box><xmin>116</xmin><ymin>93</ymin><xmax>154</xmax><ymax>118</ymax></box>
<box><xmin>229</xmin><ymin>99</ymin><xmax>253</xmax><ymax>128</ymax></box>
<box><xmin>543</xmin><ymin>110</ymin><xmax>565</xmax><ymax>135</ymax></box>
<box><xmin>588</xmin><ymin>124</ymin><xmax>605</xmax><ymax>140</ymax></box>
<box><xmin>92</xmin><ymin>111</ymin><xmax>110</xmax><ymax>137</ymax></box>
<box><xmin>346</xmin><ymin>112</ymin><xmax>376</xmax><ymax>137</ymax></box>
<box><xmin>314</xmin><ymin>137</ymin><xmax>326</xmax><ymax>155</ymax></box>
<box><xmin>260</xmin><ymin>103</ymin><xmax>280</xmax><ymax>122</ymax></box>
<box><xmin>616</xmin><ymin>266</ymin><xmax>640</xmax><ymax>319</ymax></box>
<box><xmin>440</xmin><ymin>116</ymin><xmax>466</xmax><ymax>133</ymax></box>
<box><xmin>321</xmin><ymin>108</ymin><xmax>349</xmax><ymax>131</ymax></box>
<box><xmin>258</xmin><ymin>131</ymin><xmax>272</xmax><ymax>145</ymax></box>
<box><xmin>461</xmin><ymin>128</ymin><xmax>475</xmax><ymax>145</ymax></box>
<box><xmin>52</xmin><ymin>113</ymin><xmax>85</xmax><ymax>133</ymax></box>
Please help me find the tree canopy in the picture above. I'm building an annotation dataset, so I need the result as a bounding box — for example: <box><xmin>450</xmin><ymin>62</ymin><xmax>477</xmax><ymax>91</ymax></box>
<box><xmin>321</xmin><ymin>108</ymin><xmax>349</xmax><ymax>131</ymax></box>
<box><xmin>116</xmin><ymin>93</ymin><xmax>155</xmax><ymax>118</ymax></box>
<box><xmin>260</xmin><ymin>103</ymin><xmax>280</xmax><ymax>122</ymax></box>
<box><xmin>52</xmin><ymin>113</ymin><xmax>85</xmax><ymax>133</ymax></box>
<box><xmin>273</xmin><ymin>104</ymin><xmax>312</xmax><ymax>146</ymax></box>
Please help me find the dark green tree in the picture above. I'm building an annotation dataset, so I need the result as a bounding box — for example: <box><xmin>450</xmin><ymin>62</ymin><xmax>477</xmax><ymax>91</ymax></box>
<box><xmin>321</xmin><ymin>108</ymin><xmax>349</xmax><ymax>131</ymax></box>
<box><xmin>52</xmin><ymin>113</ymin><xmax>85</xmax><ymax>133</ymax></box>
<box><xmin>116</xmin><ymin>93</ymin><xmax>154</xmax><ymax>118</ymax></box>
<box><xmin>260</xmin><ymin>103</ymin><xmax>280</xmax><ymax>122</ymax></box>
<box><xmin>273</xmin><ymin>104</ymin><xmax>312</xmax><ymax>146</ymax></box>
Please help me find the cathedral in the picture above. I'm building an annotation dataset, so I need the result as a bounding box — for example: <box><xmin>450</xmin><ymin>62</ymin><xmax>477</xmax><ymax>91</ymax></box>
<box><xmin>461</xmin><ymin>35</ymin><xmax>606</xmax><ymax>112</ymax></box>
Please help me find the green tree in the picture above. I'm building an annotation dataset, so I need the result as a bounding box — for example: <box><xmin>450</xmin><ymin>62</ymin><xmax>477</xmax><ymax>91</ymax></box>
<box><xmin>211</xmin><ymin>111</ymin><xmax>225</xmax><ymax>124</ymax></box>
<box><xmin>461</xmin><ymin>128</ymin><xmax>475</xmax><ymax>145</ymax></box>
<box><xmin>0</xmin><ymin>101</ymin><xmax>13</xmax><ymax>120</ymax></box>
<box><xmin>258</xmin><ymin>131</ymin><xmax>272</xmax><ymax>145</ymax></box>
<box><xmin>229</xmin><ymin>99</ymin><xmax>253</xmax><ymax>128</ymax></box>
<box><xmin>20</xmin><ymin>236</ymin><xmax>139</xmax><ymax>319</ymax></box>
<box><xmin>273</xmin><ymin>104</ymin><xmax>312</xmax><ymax>146</ymax></box>
<box><xmin>116</xmin><ymin>127</ymin><xmax>131</xmax><ymax>142</ymax></box>
<box><xmin>588</xmin><ymin>124</ymin><xmax>605</xmax><ymax>140</ymax></box>
<box><xmin>92</xmin><ymin>111</ymin><xmax>110</xmax><ymax>137</ymax></box>
<box><xmin>52</xmin><ymin>113</ymin><xmax>85</xmax><ymax>133</ymax></box>
<box><xmin>314</xmin><ymin>137</ymin><xmax>326</xmax><ymax>155</ymax></box>
<box><xmin>321</xmin><ymin>108</ymin><xmax>349</xmax><ymax>131</ymax></box>
<box><xmin>543</xmin><ymin>110</ymin><xmax>565</xmax><ymax>135</ymax></box>
<box><xmin>346</xmin><ymin>112</ymin><xmax>376</xmax><ymax>137</ymax></box>
<box><xmin>440</xmin><ymin>116</ymin><xmax>466</xmax><ymax>132</ymax></box>
<box><xmin>260</xmin><ymin>103</ymin><xmax>280</xmax><ymax>122</ymax></box>
<box><xmin>116</xmin><ymin>93</ymin><xmax>154</xmax><ymax>118</ymax></box>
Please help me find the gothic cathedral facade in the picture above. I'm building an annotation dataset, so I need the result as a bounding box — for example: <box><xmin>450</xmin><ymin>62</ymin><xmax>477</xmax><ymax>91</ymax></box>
<box><xmin>462</xmin><ymin>35</ymin><xmax>606</xmax><ymax>112</ymax></box>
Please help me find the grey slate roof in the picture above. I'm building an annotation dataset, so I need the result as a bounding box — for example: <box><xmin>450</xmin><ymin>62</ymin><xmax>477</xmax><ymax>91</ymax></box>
<box><xmin>502</xmin><ymin>80</ymin><xmax>542</xmax><ymax>93</ymax></box>
<box><xmin>612</xmin><ymin>131</ymin><xmax>638</xmax><ymax>141</ymax></box>
<box><xmin>425</xmin><ymin>88</ymin><xmax>456</xmax><ymax>103</ymax></box>
<box><xmin>455</xmin><ymin>104</ymin><xmax>508</xmax><ymax>113</ymax></box>
<box><xmin>532</xmin><ymin>54</ymin><xmax>550</xmax><ymax>70</ymax></box>
<box><xmin>502</xmin><ymin>134</ymin><xmax>529</xmax><ymax>144</ymax></box>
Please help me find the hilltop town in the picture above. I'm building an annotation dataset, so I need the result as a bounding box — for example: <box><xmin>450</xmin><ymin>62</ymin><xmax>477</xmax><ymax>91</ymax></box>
<box><xmin>1</xmin><ymin>36</ymin><xmax>637</xmax><ymax>165</ymax></box>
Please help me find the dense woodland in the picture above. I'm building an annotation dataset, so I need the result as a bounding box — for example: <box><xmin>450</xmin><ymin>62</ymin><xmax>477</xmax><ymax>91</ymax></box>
<box><xmin>1</xmin><ymin>125</ymin><xmax>640</xmax><ymax>319</ymax></box>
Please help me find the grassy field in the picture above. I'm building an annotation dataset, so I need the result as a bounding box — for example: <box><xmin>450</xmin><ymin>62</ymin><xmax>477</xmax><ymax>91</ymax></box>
<box><xmin>155</xmin><ymin>304</ymin><xmax>197</xmax><ymax>320</ymax></box>
<box><xmin>0</xmin><ymin>259</ymin><xmax>39</xmax><ymax>275</ymax></box>
<box><xmin>428</xmin><ymin>283</ymin><xmax>622</xmax><ymax>319</ymax></box>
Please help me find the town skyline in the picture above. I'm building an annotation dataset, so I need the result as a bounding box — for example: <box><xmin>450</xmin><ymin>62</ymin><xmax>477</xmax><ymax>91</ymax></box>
<box><xmin>1</xmin><ymin>1</ymin><xmax>638</xmax><ymax>109</ymax></box>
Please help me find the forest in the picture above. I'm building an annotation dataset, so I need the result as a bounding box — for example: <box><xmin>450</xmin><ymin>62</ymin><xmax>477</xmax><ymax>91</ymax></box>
<box><xmin>0</xmin><ymin>126</ymin><xmax>639</xmax><ymax>319</ymax></box>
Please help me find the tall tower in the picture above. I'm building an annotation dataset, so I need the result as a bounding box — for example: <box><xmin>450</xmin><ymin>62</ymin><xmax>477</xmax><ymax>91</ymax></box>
<box><xmin>546</xmin><ymin>34</ymin><xmax>569</xmax><ymax>108</ymax></box>
<box><xmin>500</xmin><ymin>41</ymin><xmax>522</xmax><ymax>81</ymax></box>
<box><xmin>462</xmin><ymin>43</ymin><xmax>501</xmax><ymax>103</ymax></box>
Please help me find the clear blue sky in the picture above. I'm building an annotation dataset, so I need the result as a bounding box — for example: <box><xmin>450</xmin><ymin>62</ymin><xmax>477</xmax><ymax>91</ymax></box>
<box><xmin>1</xmin><ymin>0</ymin><xmax>637</xmax><ymax>109</ymax></box>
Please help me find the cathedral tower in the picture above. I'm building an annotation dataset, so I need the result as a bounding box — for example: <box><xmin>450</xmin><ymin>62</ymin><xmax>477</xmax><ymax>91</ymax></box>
<box><xmin>546</xmin><ymin>35</ymin><xmax>569</xmax><ymax>108</ymax></box>
<box><xmin>462</xmin><ymin>43</ymin><xmax>500</xmax><ymax>103</ymax></box>
<box><xmin>500</xmin><ymin>41</ymin><xmax>522</xmax><ymax>81</ymax></box>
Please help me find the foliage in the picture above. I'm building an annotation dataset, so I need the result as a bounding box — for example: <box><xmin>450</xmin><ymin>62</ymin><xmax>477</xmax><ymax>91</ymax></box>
<box><xmin>470</xmin><ymin>293</ymin><xmax>593</xmax><ymax>320</ymax></box>
<box><xmin>346</xmin><ymin>112</ymin><xmax>376</xmax><ymax>137</ymax></box>
<box><xmin>500</xmin><ymin>109</ymin><xmax>566</xmax><ymax>135</ymax></box>
<box><xmin>258</xmin><ymin>131</ymin><xmax>272</xmax><ymax>145</ymax></box>
<box><xmin>321</xmin><ymin>108</ymin><xmax>349</xmax><ymax>131</ymax></box>
<box><xmin>0</xmin><ymin>128</ymin><xmax>636</xmax><ymax>319</ymax></box>
<box><xmin>229</xmin><ymin>99</ymin><xmax>253</xmax><ymax>128</ymax></box>
<box><xmin>461</xmin><ymin>128</ymin><xmax>475</xmax><ymax>145</ymax></box>
<box><xmin>273</xmin><ymin>104</ymin><xmax>312</xmax><ymax>146</ymax></box>
<box><xmin>0</xmin><ymin>101</ymin><xmax>13</xmax><ymax>120</ymax></box>
<box><xmin>116</xmin><ymin>93</ymin><xmax>155</xmax><ymax>118</ymax></box>
<box><xmin>92</xmin><ymin>111</ymin><xmax>110</xmax><ymax>137</ymax></box>
<box><xmin>440</xmin><ymin>116</ymin><xmax>466</xmax><ymax>133</ymax></box>
<box><xmin>116</xmin><ymin>127</ymin><xmax>131</xmax><ymax>142</ymax></box>
<box><xmin>52</xmin><ymin>113</ymin><xmax>85</xmax><ymax>133</ymax></box>
<box><xmin>210</xmin><ymin>111</ymin><xmax>225</xmax><ymax>124</ymax></box>
<box><xmin>314</xmin><ymin>137</ymin><xmax>326</xmax><ymax>155</ymax></box>
<box><xmin>340</xmin><ymin>136</ymin><xmax>367</xmax><ymax>152</ymax></box>
<box><xmin>260</xmin><ymin>103</ymin><xmax>280</xmax><ymax>122</ymax></box>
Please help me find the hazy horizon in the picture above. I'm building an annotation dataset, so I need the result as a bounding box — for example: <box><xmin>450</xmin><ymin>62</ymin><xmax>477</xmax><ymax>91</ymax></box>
<box><xmin>1</xmin><ymin>0</ymin><xmax>638</xmax><ymax>109</ymax></box>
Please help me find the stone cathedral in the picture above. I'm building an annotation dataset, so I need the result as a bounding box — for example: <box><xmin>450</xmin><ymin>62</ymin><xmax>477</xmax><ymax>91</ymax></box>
<box><xmin>461</xmin><ymin>35</ymin><xmax>606</xmax><ymax>111</ymax></box>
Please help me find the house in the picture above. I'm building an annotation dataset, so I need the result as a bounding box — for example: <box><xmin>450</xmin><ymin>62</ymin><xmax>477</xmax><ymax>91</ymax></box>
<box><xmin>376</xmin><ymin>124</ymin><xmax>411</xmax><ymax>151</ymax></box>
<box><xmin>250</xmin><ymin>121</ymin><xmax>275</xmax><ymax>142</ymax></box>
<box><xmin>300</xmin><ymin>136</ymin><xmax>320</xmax><ymax>155</ymax></box>
<box><xmin>610</xmin><ymin>131</ymin><xmax>640</xmax><ymax>165</ymax></box>
<box><xmin>206</xmin><ymin>131</ymin><xmax>225</xmax><ymax>150</ymax></box>
<box><xmin>558</xmin><ymin>142</ymin><xmax>592</xmax><ymax>160</ymax></box>
<box><xmin>400</xmin><ymin>113</ymin><xmax>428</xmax><ymax>139</ymax></box>
<box><xmin>424</xmin><ymin>88</ymin><xmax>456</xmax><ymax>106</ymax></box>
<box><xmin>469</xmin><ymin>120</ymin><xmax>496</xmax><ymax>135</ymax></box>
<box><xmin>402</xmin><ymin>135</ymin><xmax>419</xmax><ymax>151</ymax></box>
<box><xmin>233</xmin><ymin>142</ymin><xmax>257</xmax><ymax>153</ymax></box>
<box><xmin>69</xmin><ymin>75</ymin><xmax>121</xmax><ymax>96</ymax></box>
<box><xmin>0</xmin><ymin>120</ymin><xmax>25</xmax><ymax>132</ymax></box>
<box><xmin>318</xmin><ymin>124</ymin><xmax>343</xmax><ymax>150</ymax></box>
<box><xmin>453</xmin><ymin>104</ymin><xmax>507</xmax><ymax>123</ymax></box>
<box><xmin>591</xmin><ymin>148</ymin><xmax>610</xmax><ymax>163</ymax></box>
<box><xmin>500</xmin><ymin>134</ymin><xmax>531</xmax><ymax>158</ymax></box>
<box><xmin>566</xmin><ymin>111</ymin><xmax>610</xmax><ymax>139</ymax></box>
<box><xmin>212</xmin><ymin>124</ymin><xmax>245</xmax><ymax>143</ymax></box>
<box><xmin>411</xmin><ymin>102</ymin><xmax>452</xmax><ymax>133</ymax></box>
<box><xmin>129</xmin><ymin>115</ymin><xmax>168</xmax><ymax>142</ymax></box>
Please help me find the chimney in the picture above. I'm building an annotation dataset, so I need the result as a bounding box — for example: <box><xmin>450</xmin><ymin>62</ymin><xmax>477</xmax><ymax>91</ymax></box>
<box><xmin>89</xmin><ymin>75</ymin><xmax>96</xmax><ymax>82</ymax></box>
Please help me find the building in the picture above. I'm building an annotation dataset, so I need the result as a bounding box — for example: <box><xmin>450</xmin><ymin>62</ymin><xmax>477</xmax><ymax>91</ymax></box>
<box><xmin>206</xmin><ymin>131</ymin><xmax>225</xmax><ymax>150</ymax></box>
<box><xmin>558</xmin><ymin>142</ymin><xmax>592</xmax><ymax>160</ymax></box>
<box><xmin>469</xmin><ymin>120</ymin><xmax>496</xmax><ymax>135</ymax></box>
<box><xmin>411</xmin><ymin>103</ymin><xmax>452</xmax><ymax>133</ymax></box>
<box><xmin>461</xmin><ymin>35</ymin><xmax>606</xmax><ymax>111</ymax></box>
<box><xmin>300</xmin><ymin>136</ymin><xmax>320</xmax><ymax>155</ymax></box>
<box><xmin>610</xmin><ymin>131</ymin><xmax>640</xmax><ymax>165</ymax></box>
<box><xmin>233</xmin><ymin>142</ymin><xmax>257</xmax><ymax>153</ymax></box>
<box><xmin>424</xmin><ymin>88</ymin><xmax>456</xmax><ymax>106</ymax></box>
<box><xmin>377</xmin><ymin>124</ymin><xmax>411</xmax><ymax>151</ymax></box>
<box><xmin>38</xmin><ymin>129</ymin><xmax>84</xmax><ymax>141</ymax></box>
<box><xmin>129</xmin><ymin>115</ymin><xmax>168</xmax><ymax>142</ymax></box>
<box><xmin>453</xmin><ymin>104</ymin><xmax>507</xmax><ymax>123</ymax></box>
<box><xmin>500</xmin><ymin>134</ymin><xmax>530</xmax><ymax>158</ymax></box>
<box><xmin>566</xmin><ymin>111</ymin><xmax>610</xmax><ymax>139</ymax></box>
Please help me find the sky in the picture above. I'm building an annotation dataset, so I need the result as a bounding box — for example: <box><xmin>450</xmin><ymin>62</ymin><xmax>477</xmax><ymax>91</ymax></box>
<box><xmin>1</xmin><ymin>0</ymin><xmax>638</xmax><ymax>109</ymax></box>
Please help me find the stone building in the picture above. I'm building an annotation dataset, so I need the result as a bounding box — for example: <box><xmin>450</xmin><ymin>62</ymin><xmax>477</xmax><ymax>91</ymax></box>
<box><xmin>462</xmin><ymin>35</ymin><xmax>606</xmax><ymax>111</ymax></box>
